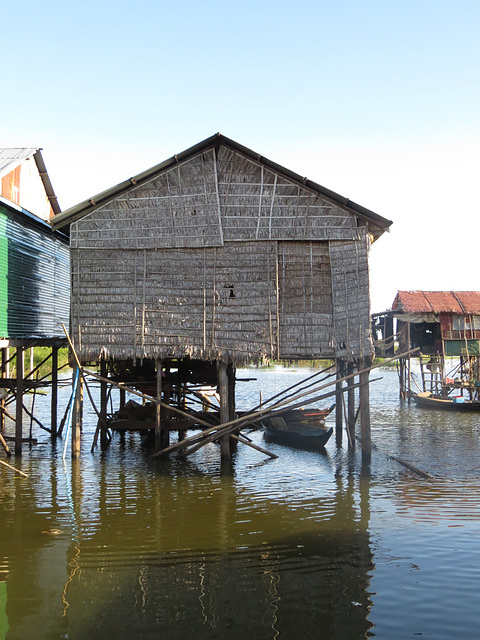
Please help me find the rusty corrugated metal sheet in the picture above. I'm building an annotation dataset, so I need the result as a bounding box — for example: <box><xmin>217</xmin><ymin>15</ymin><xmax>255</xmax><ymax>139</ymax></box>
<box><xmin>393</xmin><ymin>291</ymin><xmax>480</xmax><ymax>315</ymax></box>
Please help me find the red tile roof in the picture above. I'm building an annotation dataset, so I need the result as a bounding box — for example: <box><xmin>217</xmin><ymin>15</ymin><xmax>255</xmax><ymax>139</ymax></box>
<box><xmin>393</xmin><ymin>291</ymin><xmax>480</xmax><ymax>315</ymax></box>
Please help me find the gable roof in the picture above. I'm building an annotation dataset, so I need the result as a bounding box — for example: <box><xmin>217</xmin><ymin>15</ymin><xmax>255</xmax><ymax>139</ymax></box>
<box><xmin>50</xmin><ymin>133</ymin><xmax>392</xmax><ymax>240</ymax></box>
<box><xmin>393</xmin><ymin>291</ymin><xmax>480</xmax><ymax>316</ymax></box>
<box><xmin>0</xmin><ymin>147</ymin><xmax>60</xmax><ymax>215</ymax></box>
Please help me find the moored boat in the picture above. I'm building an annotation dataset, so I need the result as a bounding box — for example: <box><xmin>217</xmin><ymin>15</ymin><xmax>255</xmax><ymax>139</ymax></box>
<box><xmin>261</xmin><ymin>405</ymin><xmax>335</xmax><ymax>447</ymax></box>
<box><xmin>412</xmin><ymin>391</ymin><xmax>480</xmax><ymax>411</ymax></box>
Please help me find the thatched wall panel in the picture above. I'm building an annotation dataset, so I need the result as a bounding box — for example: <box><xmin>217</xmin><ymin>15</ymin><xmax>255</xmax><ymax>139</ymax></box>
<box><xmin>72</xmin><ymin>243</ymin><xmax>280</xmax><ymax>363</ymax></box>
<box><xmin>329</xmin><ymin>233</ymin><xmax>372</xmax><ymax>359</ymax></box>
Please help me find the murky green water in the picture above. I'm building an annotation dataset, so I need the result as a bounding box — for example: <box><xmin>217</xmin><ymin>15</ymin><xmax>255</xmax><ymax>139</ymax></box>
<box><xmin>1</xmin><ymin>366</ymin><xmax>480</xmax><ymax>639</ymax></box>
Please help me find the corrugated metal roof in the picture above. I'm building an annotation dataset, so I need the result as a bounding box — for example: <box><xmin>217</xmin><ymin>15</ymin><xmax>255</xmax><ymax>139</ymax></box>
<box><xmin>50</xmin><ymin>133</ymin><xmax>393</xmax><ymax>240</ymax></box>
<box><xmin>0</xmin><ymin>148</ymin><xmax>37</xmax><ymax>180</ymax></box>
<box><xmin>393</xmin><ymin>291</ymin><xmax>480</xmax><ymax>315</ymax></box>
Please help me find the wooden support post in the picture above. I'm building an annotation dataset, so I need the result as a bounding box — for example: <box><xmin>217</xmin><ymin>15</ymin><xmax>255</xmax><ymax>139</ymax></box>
<box><xmin>335</xmin><ymin>359</ymin><xmax>344</xmax><ymax>445</ymax></box>
<box><xmin>119</xmin><ymin>387</ymin><xmax>126</xmax><ymax>409</ymax></box>
<box><xmin>51</xmin><ymin>346</ymin><xmax>58</xmax><ymax>441</ymax></box>
<box><xmin>407</xmin><ymin>322</ymin><xmax>411</xmax><ymax>402</ymax></box>
<box><xmin>100</xmin><ymin>359</ymin><xmax>108</xmax><ymax>447</ymax></box>
<box><xmin>218</xmin><ymin>361</ymin><xmax>230</xmax><ymax>459</ymax></box>
<box><xmin>1</xmin><ymin>347</ymin><xmax>7</xmax><ymax>434</ymax></box>
<box><xmin>359</xmin><ymin>356</ymin><xmax>372</xmax><ymax>463</ymax></box>
<box><xmin>227</xmin><ymin>363</ymin><xmax>237</xmax><ymax>452</ymax></box>
<box><xmin>71</xmin><ymin>365</ymin><xmax>82</xmax><ymax>458</ymax></box>
<box><xmin>15</xmin><ymin>346</ymin><xmax>24</xmax><ymax>455</ymax></box>
<box><xmin>347</xmin><ymin>361</ymin><xmax>356</xmax><ymax>447</ymax></box>
<box><xmin>155</xmin><ymin>358</ymin><xmax>167</xmax><ymax>451</ymax></box>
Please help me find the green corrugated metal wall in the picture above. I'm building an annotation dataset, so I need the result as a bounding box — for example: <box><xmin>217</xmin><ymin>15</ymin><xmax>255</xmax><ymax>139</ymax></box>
<box><xmin>0</xmin><ymin>209</ymin><xmax>8</xmax><ymax>336</ymax></box>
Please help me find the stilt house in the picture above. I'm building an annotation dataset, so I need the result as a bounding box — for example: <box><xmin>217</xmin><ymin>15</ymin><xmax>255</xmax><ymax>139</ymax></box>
<box><xmin>0</xmin><ymin>148</ymin><xmax>69</xmax><ymax>454</ymax></box>
<box><xmin>383</xmin><ymin>290</ymin><xmax>480</xmax><ymax>398</ymax></box>
<box><xmin>51</xmin><ymin>134</ymin><xmax>392</xmax><ymax>458</ymax></box>
<box><xmin>52</xmin><ymin>134</ymin><xmax>391</xmax><ymax>367</ymax></box>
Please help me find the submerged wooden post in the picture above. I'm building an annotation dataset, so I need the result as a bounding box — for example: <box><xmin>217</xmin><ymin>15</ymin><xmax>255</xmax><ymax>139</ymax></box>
<box><xmin>51</xmin><ymin>346</ymin><xmax>58</xmax><ymax>441</ymax></box>
<box><xmin>407</xmin><ymin>321</ymin><xmax>412</xmax><ymax>402</ymax></box>
<box><xmin>100</xmin><ymin>359</ymin><xmax>108</xmax><ymax>447</ymax></box>
<box><xmin>347</xmin><ymin>361</ymin><xmax>356</xmax><ymax>447</ymax></box>
<box><xmin>359</xmin><ymin>356</ymin><xmax>372</xmax><ymax>462</ymax></box>
<box><xmin>71</xmin><ymin>364</ymin><xmax>82</xmax><ymax>458</ymax></box>
<box><xmin>15</xmin><ymin>346</ymin><xmax>24</xmax><ymax>455</ymax></box>
<box><xmin>218</xmin><ymin>361</ymin><xmax>230</xmax><ymax>459</ymax></box>
<box><xmin>119</xmin><ymin>387</ymin><xmax>126</xmax><ymax>409</ymax></box>
<box><xmin>227</xmin><ymin>363</ymin><xmax>237</xmax><ymax>452</ymax></box>
<box><xmin>335</xmin><ymin>359</ymin><xmax>344</xmax><ymax>445</ymax></box>
<box><xmin>1</xmin><ymin>347</ymin><xmax>7</xmax><ymax>434</ymax></box>
<box><xmin>155</xmin><ymin>359</ymin><xmax>169</xmax><ymax>450</ymax></box>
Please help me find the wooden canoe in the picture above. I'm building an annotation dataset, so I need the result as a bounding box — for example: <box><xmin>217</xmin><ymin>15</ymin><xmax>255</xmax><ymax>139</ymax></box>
<box><xmin>412</xmin><ymin>391</ymin><xmax>480</xmax><ymax>411</ymax></box>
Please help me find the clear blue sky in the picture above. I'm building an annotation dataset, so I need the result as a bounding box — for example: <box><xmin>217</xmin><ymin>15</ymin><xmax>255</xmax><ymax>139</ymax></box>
<box><xmin>3</xmin><ymin>0</ymin><xmax>479</xmax><ymax>312</ymax></box>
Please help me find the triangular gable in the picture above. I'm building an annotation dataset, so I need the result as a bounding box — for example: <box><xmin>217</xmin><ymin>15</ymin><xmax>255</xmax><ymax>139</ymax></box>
<box><xmin>51</xmin><ymin>133</ymin><xmax>392</xmax><ymax>241</ymax></box>
<box><xmin>0</xmin><ymin>148</ymin><xmax>60</xmax><ymax>220</ymax></box>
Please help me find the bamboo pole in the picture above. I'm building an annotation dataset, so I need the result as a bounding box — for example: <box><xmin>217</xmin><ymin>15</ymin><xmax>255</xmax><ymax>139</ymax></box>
<box><xmin>0</xmin><ymin>431</ymin><xmax>10</xmax><ymax>456</ymax></box>
<box><xmin>230</xmin><ymin>433</ymin><xmax>278</xmax><ymax>459</ymax></box>
<box><xmin>60</xmin><ymin>325</ymin><xmax>111</xmax><ymax>453</ymax></box>
<box><xmin>0</xmin><ymin>458</ymin><xmax>28</xmax><ymax>477</ymax></box>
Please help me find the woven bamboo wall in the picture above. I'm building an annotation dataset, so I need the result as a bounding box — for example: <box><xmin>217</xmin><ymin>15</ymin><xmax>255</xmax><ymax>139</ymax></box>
<box><xmin>71</xmin><ymin>147</ymin><xmax>360</xmax><ymax>251</ymax></box>
<box><xmin>70</xmin><ymin>144</ymin><xmax>373</xmax><ymax>363</ymax></box>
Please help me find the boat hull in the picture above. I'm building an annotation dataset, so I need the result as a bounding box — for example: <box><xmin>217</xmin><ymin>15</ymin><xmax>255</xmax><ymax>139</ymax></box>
<box><xmin>263</xmin><ymin>425</ymin><xmax>333</xmax><ymax>447</ymax></box>
<box><xmin>412</xmin><ymin>392</ymin><xmax>480</xmax><ymax>411</ymax></box>
<box><xmin>261</xmin><ymin>407</ymin><xmax>334</xmax><ymax>448</ymax></box>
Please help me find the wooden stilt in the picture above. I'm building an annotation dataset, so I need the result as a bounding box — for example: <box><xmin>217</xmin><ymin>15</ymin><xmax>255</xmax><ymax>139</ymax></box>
<box><xmin>15</xmin><ymin>346</ymin><xmax>24</xmax><ymax>456</ymax></box>
<box><xmin>155</xmin><ymin>358</ymin><xmax>166</xmax><ymax>450</ymax></box>
<box><xmin>407</xmin><ymin>322</ymin><xmax>412</xmax><ymax>402</ymax></box>
<box><xmin>335</xmin><ymin>359</ymin><xmax>344</xmax><ymax>445</ymax></box>
<box><xmin>347</xmin><ymin>361</ymin><xmax>356</xmax><ymax>447</ymax></box>
<box><xmin>100</xmin><ymin>359</ymin><xmax>108</xmax><ymax>447</ymax></box>
<box><xmin>227</xmin><ymin>363</ymin><xmax>237</xmax><ymax>452</ymax></box>
<box><xmin>1</xmin><ymin>348</ymin><xmax>7</xmax><ymax>434</ymax></box>
<box><xmin>218</xmin><ymin>361</ymin><xmax>230</xmax><ymax>459</ymax></box>
<box><xmin>51</xmin><ymin>346</ymin><xmax>58</xmax><ymax>441</ymax></box>
<box><xmin>359</xmin><ymin>356</ymin><xmax>372</xmax><ymax>463</ymax></box>
<box><xmin>71</xmin><ymin>365</ymin><xmax>82</xmax><ymax>458</ymax></box>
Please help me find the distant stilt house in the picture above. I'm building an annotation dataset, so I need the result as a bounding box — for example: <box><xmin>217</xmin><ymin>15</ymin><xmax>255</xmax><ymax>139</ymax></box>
<box><xmin>373</xmin><ymin>291</ymin><xmax>480</xmax><ymax>400</ymax></box>
<box><xmin>51</xmin><ymin>134</ymin><xmax>392</xmax><ymax>459</ymax></box>
<box><xmin>0</xmin><ymin>149</ymin><xmax>69</xmax><ymax>455</ymax></box>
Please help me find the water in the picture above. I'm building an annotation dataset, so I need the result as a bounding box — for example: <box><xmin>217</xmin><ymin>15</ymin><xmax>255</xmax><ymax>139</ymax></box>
<box><xmin>1</xmin><ymin>365</ymin><xmax>480</xmax><ymax>639</ymax></box>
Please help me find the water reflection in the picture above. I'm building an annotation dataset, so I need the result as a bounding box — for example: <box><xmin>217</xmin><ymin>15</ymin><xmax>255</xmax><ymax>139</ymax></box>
<box><xmin>1</xmin><ymin>367</ymin><xmax>480</xmax><ymax>639</ymax></box>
